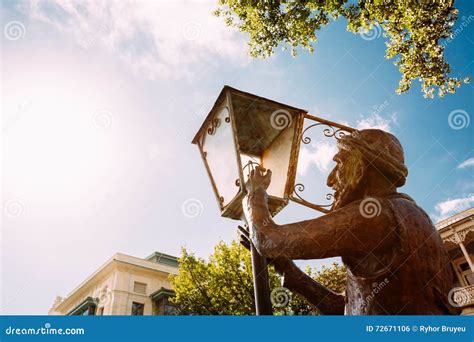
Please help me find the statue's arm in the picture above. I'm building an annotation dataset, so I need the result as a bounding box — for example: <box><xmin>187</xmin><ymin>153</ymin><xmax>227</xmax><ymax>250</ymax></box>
<box><xmin>244</xmin><ymin>189</ymin><xmax>394</xmax><ymax>260</ymax></box>
<box><xmin>239</xmin><ymin>226</ymin><xmax>344</xmax><ymax>315</ymax></box>
<box><xmin>273</xmin><ymin>258</ymin><xmax>345</xmax><ymax>315</ymax></box>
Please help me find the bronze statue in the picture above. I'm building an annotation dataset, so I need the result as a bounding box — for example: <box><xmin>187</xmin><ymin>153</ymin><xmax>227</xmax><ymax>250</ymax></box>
<box><xmin>241</xmin><ymin>129</ymin><xmax>458</xmax><ymax>315</ymax></box>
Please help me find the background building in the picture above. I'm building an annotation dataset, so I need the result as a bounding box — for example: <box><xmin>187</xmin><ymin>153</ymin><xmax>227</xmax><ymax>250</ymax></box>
<box><xmin>436</xmin><ymin>207</ymin><xmax>474</xmax><ymax>315</ymax></box>
<box><xmin>48</xmin><ymin>252</ymin><xmax>178</xmax><ymax>315</ymax></box>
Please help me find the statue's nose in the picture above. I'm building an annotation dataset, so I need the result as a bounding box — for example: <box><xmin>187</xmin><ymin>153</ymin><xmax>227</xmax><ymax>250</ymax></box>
<box><xmin>327</xmin><ymin>167</ymin><xmax>337</xmax><ymax>187</ymax></box>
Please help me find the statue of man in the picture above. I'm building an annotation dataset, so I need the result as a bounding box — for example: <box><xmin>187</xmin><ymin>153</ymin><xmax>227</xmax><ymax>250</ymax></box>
<box><xmin>242</xmin><ymin>129</ymin><xmax>457</xmax><ymax>315</ymax></box>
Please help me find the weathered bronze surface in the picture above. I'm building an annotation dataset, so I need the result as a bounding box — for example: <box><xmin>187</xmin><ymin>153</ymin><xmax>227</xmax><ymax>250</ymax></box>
<box><xmin>242</xmin><ymin>129</ymin><xmax>458</xmax><ymax>315</ymax></box>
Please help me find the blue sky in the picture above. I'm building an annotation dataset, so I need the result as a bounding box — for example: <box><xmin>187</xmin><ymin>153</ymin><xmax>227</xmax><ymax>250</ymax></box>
<box><xmin>1</xmin><ymin>1</ymin><xmax>473</xmax><ymax>314</ymax></box>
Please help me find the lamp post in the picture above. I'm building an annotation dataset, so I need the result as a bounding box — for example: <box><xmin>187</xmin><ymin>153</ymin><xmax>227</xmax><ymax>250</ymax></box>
<box><xmin>192</xmin><ymin>86</ymin><xmax>354</xmax><ymax>315</ymax></box>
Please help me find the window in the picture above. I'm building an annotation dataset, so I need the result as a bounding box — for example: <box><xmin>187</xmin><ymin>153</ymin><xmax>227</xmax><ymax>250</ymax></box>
<box><xmin>154</xmin><ymin>296</ymin><xmax>178</xmax><ymax>315</ymax></box>
<box><xmin>68</xmin><ymin>297</ymin><xmax>97</xmax><ymax>316</ymax></box>
<box><xmin>456</xmin><ymin>260</ymin><xmax>474</xmax><ymax>286</ymax></box>
<box><xmin>80</xmin><ymin>305</ymin><xmax>95</xmax><ymax>316</ymax></box>
<box><xmin>132</xmin><ymin>302</ymin><xmax>144</xmax><ymax>315</ymax></box>
<box><xmin>460</xmin><ymin>262</ymin><xmax>471</xmax><ymax>272</ymax></box>
<box><xmin>466</xmin><ymin>273</ymin><xmax>474</xmax><ymax>285</ymax></box>
<box><xmin>133</xmin><ymin>282</ymin><xmax>147</xmax><ymax>295</ymax></box>
<box><xmin>164</xmin><ymin>302</ymin><xmax>177</xmax><ymax>315</ymax></box>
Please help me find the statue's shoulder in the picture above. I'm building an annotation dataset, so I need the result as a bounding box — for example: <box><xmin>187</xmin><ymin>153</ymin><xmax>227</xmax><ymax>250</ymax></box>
<box><xmin>383</xmin><ymin>193</ymin><xmax>419</xmax><ymax>210</ymax></box>
<box><xmin>384</xmin><ymin>193</ymin><xmax>434</xmax><ymax>227</ymax></box>
<box><xmin>386</xmin><ymin>192</ymin><xmax>416</xmax><ymax>203</ymax></box>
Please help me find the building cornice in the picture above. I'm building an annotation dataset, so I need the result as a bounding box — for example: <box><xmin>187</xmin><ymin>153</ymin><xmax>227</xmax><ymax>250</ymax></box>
<box><xmin>150</xmin><ymin>287</ymin><xmax>175</xmax><ymax>301</ymax></box>
<box><xmin>436</xmin><ymin>207</ymin><xmax>474</xmax><ymax>231</ymax></box>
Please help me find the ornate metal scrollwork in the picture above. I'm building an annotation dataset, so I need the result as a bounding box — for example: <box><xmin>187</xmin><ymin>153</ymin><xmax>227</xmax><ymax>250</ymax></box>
<box><xmin>301</xmin><ymin>123</ymin><xmax>348</xmax><ymax>145</ymax></box>
<box><xmin>325</xmin><ymin>193</ymin><xmax>335</xmax><ymax>203</ymax></box>
<box><xmin>289</xmin><ymin>115</ymin><xmax>355</xmax><ymax>214</ymax></box>
<box><xmin>242</xmin><ymin>160</ymin><xmax>261</xmax><ymax>175</ymax></box>
<box><xmin>207</xmin><ymin>117</ymin><xmax>221</xmax><ymax>135</ymax></box>
<box><xmin>238</xmin><ymin>160</ymin><xmax>261</xmax><ymax>190</ymax></box>
<box><xmin>290</xmin><ymin>183</ymin><xmax>334</xmax><ymax>213</ymax></box>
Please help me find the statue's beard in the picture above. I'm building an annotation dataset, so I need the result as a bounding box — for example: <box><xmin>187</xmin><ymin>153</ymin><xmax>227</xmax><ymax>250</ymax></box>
<box><xmin>330</xmin><ymin>158</ymin><xmax>364</xmax><ymax>211</ymax></box>
<box><xmin>331</xmin><ymin>183</ymin><xmax>358</xmax><ymax>211</ymax></box>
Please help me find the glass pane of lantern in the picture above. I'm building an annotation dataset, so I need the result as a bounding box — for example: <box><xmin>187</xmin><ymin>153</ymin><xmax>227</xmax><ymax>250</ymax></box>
<box><xmin>231</xmin><ymin>92</ymin><xmax>300</xmax><ymax>201</ymax></box>
<box><xmin>201</xmin><ymin>106</ymin><xmax>239</xmax><ymax>207</ymax></box>
<box><xmin>262</xmin><ymin>122</ymin><xmax>295</xmax><ymax>198</ymax></box>
<box><xmin>239</xmin><ymin>134</ymin><xmax>294</xmax><ymax>199</ymax></box>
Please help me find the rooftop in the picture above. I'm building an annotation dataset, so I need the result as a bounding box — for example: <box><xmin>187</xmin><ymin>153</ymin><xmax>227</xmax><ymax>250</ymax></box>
<box><xmin>61</xmin><ymin>251</ymin><xmax>179</xmax><ymax>304</ymax></box>
<box><xmin>146</xmin><ymin>251</ymin><xmax>179</xmax><ymax>268</ymax></box>
<box><xmin>435</xmin><ymin>207</ymin><xmax>474</xmax><ymax>231</ymax></box>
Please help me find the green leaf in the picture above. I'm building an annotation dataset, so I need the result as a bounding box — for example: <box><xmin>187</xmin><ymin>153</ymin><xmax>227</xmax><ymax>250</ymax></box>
<box><xmin>214</xmin><ymin>0</ymin><xmax>467</xmax><ymax>98</ymax></box>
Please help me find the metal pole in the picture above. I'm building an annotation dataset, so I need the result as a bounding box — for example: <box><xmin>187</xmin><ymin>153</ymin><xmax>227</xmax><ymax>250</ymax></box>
<box><xmin>241</xmin><ymin>217</ymin><xmax>273</xmax><ymax>315</ymax></box>
<box><xmin>250</xmin><ymin>241</ymin><xmax>273</xmax><ymax>315</ymax></box>
<box><xmin>240</xmin><ymin>160</ymin><xmax>272</xmax><ymax>315</ymax></box>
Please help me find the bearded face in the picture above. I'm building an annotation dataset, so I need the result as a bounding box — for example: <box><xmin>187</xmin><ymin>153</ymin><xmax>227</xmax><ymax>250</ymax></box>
<box><xmin>327</xmin><ymin>148</ymin><xmax>365</xmax><ymax>210</ymax></box>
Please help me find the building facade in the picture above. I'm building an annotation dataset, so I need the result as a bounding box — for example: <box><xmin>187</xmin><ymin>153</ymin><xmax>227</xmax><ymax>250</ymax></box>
<box><xmin>48</xmin><ymin>252</ymin><xmax>178</xmax><ymax>315</ymax></box>
<box><xmin>436</xmin><ymin>207</ymin><xmax>474</xmax><ymax>315</ymax></box>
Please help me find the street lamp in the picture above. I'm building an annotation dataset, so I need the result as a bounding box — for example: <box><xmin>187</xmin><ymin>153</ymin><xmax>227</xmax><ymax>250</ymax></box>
<box><xmin>192</xmin><ymin>86</ymin><xmax>306</xmax><ymax>220</ymax></box>
<box><xmin>192</xmin><ymin>86</ymin><xmax>354</xmax><ymax>315</ymax></box>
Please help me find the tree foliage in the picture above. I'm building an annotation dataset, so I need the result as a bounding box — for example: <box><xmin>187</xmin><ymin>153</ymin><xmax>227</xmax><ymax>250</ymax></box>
<box><xmin>214</xmin><ymin>0</ymin><xmax>470</xmax><ymax>98</ymax></box>
<box><xmin>170</xmin><ymin>240</ymin><xmax>347</xmax><ymax>315</ymax></box>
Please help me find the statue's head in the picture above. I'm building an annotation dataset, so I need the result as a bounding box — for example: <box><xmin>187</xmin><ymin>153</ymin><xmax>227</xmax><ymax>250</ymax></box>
<box><xmin>327</xmin><ymin>129</ymin><xmax>408</xmax><ymax>209</ymax></box>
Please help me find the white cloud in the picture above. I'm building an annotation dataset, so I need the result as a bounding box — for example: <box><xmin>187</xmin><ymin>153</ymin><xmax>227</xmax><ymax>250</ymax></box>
<box><xmin>458</xmin><ymin>157</ymin><xmax>474</xmax><ymax>169</ymax></box>
<box><xmin>298</xmin><ymin>141</ymin><xmax>337</xmax><ymax>176</ymax></box>
<box><xmin>20</xmin><ymin>0</ymin><xmax>248</xmax><ymax>80</ymax></box>
<box><xmin>389</xmin><ymin>112</ymin><xmax>399</xmax><ymax>126</ymax></box>
<box><xmin>434</xmin><ymin>194</ymin><xmax>474</xmax><ymax>221</ymax></box>
<box><xmin>356</xmin><ymin>112</ymin><xmax>396</xmax><ymax>132</ymax></box>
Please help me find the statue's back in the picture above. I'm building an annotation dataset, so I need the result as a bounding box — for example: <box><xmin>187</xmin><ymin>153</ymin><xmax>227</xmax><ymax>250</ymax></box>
<box><xmin>344</xmin><ymin>194</ymin><xmax>458</xmax><ymax>315</ymax></box>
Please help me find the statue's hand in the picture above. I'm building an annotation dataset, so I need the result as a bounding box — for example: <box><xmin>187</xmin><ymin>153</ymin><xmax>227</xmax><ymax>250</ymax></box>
<box><xmin>244</xmin><ymin>166</ymin><xmax>271</xmax><ymax>194</ymax></box>
<box><xmin>238</xmin><ymin>225</ymin><xmax>292</xmax><ymax>276</ymax></box>
<box><xmin>238</xmin><ymin>225</ymin><xmax>252</xmax><ymax>251</ymax></box>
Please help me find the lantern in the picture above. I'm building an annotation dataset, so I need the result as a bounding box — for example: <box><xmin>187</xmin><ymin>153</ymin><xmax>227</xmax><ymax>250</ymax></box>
<box><xmin>192</xmin><ymin>86</ymin><xmax>306</xmax><ymax>220</ymax></box>
<box><xmin>192</xmin><ymin>85</ymin><xmax>355</xmax><ymax>315</ymax></box>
